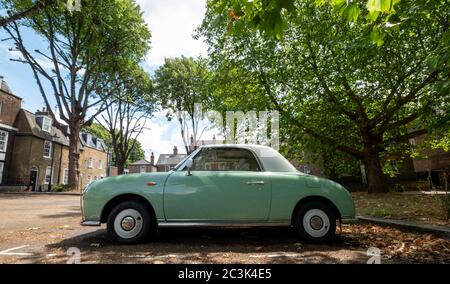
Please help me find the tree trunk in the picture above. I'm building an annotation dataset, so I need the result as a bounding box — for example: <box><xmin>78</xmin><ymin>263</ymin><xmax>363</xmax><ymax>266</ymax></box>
<box><xmin>364</xmin><ymin>149</ymin><xmax>388</xmax><ymax>193</ymax></box>
<box><xmin>68</xmin><ymin>122</ymin><xmax>81</xmax><ymax>192</ymax></box>
<box><xmin>117</xmin><ymin>160</ymin><xmax>125</xmax><ymax>175</ymax></box>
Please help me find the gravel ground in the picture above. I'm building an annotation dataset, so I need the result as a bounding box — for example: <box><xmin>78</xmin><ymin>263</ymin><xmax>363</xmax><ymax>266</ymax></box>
<box><xmin>0</xmin><ymin>194</ymin><xmax>448</xmax><ymax>264</ymax></box>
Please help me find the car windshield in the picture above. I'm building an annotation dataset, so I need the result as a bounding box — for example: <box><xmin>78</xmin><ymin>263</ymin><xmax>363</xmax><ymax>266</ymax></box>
<box><xmin>253</xmin><ymin>147</ymin><xmax>298</xmax><ymax>172</ymax></box>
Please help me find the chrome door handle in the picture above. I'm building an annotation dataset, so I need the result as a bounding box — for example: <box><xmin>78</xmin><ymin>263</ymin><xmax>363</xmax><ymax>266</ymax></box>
<box><xmin>246</xmin><ymin>181</ymin><xmax>265</xmax><ymax>186</ymax></box>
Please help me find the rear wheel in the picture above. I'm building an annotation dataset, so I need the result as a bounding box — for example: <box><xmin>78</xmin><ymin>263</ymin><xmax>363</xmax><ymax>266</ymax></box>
<box><xmin>294</xmin><ymin>201</ymin><xmax>336</xmax><ymax>244</ymax></box>
<box><xmin>107</xmin><ymin>201</ymin><xmax>152</xmax><ymax>244</ymax></box>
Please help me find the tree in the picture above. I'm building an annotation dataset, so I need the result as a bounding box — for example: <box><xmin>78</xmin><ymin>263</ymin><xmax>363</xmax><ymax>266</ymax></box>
<box><xmin>154</xmin><ymin>57</ymin><xmax>212</xmax><ymax>154</ymax></box>
<box><xmin>96</xmin><ymin>64</ymin><xmax>154</xmax><ymax>175</ymax></box>
<box><xmin>0</xmin><ymin>0</ymin><xmax>55</xmax><ymax>27</ymax></box>
<box><xmin>208</xmin><ymin>0</ymin><xmax>428</xmax><ymax>44</ymax></box>
<box><xmin>3</xmin><ymin>0</ymin><xmax>150</xmax><ymax>190</ymax></box>
<box><xmin>199</xmin><ymin>0</ymin><xmax>449</xmax><ymax>193</ymax></box>
<box><xmin>84</xmin><ymin>123</ymin><xmax>146</xmax><ymax>169</ymax></box>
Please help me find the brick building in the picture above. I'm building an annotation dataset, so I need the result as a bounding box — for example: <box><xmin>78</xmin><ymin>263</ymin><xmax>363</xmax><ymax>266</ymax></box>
<box><xmin>8</xmin><ymin>108</ymin><xmax>70</xmax><ymax>191</ymax></box>
<box><xmin>78</xmin><ymin>132</ymin><xmax>108</xmax><ymax>190</ymax></box>
<box><xmin>129</xmin><ymin>153</ymin><xmax>157</xmax><ymax>174</ymax></box>
<box><xmin>0</xmin><ymin>76</ymin><xmax>22</xmax><ymax>184</ymax></box>
<box><xmin>156</xmin><ymin>146</ymin><xmax>186</xmax><ymax>172</ymax></box>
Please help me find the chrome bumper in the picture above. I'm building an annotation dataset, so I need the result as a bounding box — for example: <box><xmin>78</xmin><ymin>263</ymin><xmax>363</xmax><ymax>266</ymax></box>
<box><xmin>81</xmin><ymin>221</ymin><xmax>101</xmax><ymax>226</ymax></box>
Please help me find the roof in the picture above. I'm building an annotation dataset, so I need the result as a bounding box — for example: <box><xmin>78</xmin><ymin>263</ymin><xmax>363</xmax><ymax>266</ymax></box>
<box><xmin>80</xmin><ymin>132</ymin><xmax>108</xmax><ymax>152</ymax></box>
<box><xmin>200</xmin><ymin>144</ymin><xmax>273</xmax><ymax>151</ymax></box>
<box><xmin>130</xmin><ymin>159</ymin><xmax>154</xmax><ymax>166</ymax></box>
<box><xmin>0</xmin><ymin>77</ymin><xmax>22</xmax><ymax>100</ymax></box>
<box><xmin>0</xmin><ymin>78</ymin><xmax>12</xmax><ymax>94</ymax></box>
<box><xmin>19</xmin><ymin>109</ymin><xmax>70</xmax><ymax>146</ymax></box>
<box><xmin>156</xmin><ymin>153</ymin><xmax>187</xmax><ymax>166</ymax></box>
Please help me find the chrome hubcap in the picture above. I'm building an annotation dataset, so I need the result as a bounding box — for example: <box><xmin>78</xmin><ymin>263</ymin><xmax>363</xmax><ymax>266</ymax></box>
<box><xmin>310</xmin><ymin>216</ymin><xmax>324</xmax><ymax>230</ymax></box>
<box><xmin>303</xmin><ymin>209</ymin><xmax>330</xmax><ymax>238</ymax></box>
<box><xmin>114</xmin><ymin>209</ymin><xmax>143</xmax><ymax>239</ymax></box>
<box><xmin>121</xmin><ymin>216</ymin><xmax>136</xmax><ymax>231</ymax></box>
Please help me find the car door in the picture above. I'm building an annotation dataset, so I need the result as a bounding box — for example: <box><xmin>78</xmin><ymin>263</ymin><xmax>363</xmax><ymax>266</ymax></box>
<box><xmin>163</xmin><ymin>147</ymin><xmax>271</xmax><ymax>221</ymax></box>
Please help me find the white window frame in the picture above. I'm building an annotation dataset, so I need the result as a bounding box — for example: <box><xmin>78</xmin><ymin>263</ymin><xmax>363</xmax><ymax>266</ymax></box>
<box><xmin>98</xmin><ymin>160</ymin><xmax>103</xmax><ymax>169</ymax></box>
<box><xmin>42</xmin><ymin>117</ymin><xmax>52</xmax><ymax>133</ymax></box>
<box><xmin>44</xmin><ymin>166</ymin><xmax>53</xmax><ymax>184</ymax></box>
<box><xmin>0</xmin><ymin>162</ymin><xmax>4</xmax><ymax>184</ymax></box>
<box><xmin>43</xmin><ymin>141</ymin><xmax>52</xmax><ymax>158</ymax></box>
<box><xmin>140</xmin><ymin>165</ymin><xmax>146</xmax><ymax>173</ymax></box>
<box><xmin>0</xmin><ymin>130</ymin><xmax>8</xmax><ymax>152</ymax></box>
<box><xmin>63</xmin><ymin>168</ymin><xmax>69</xmax><ymax>185</ymax></box>
<box><xmin>88</xmin><ymin>157</ymin><xmax>93</xmax><ymax>168</ymax></box>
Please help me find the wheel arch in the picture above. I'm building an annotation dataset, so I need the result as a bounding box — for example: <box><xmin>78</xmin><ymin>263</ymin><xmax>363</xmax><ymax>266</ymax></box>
<box><xmin>100</xmin><ymin>194</ymin><xmax>156</xmax><ymax>224</ymax></box>
<box><xmin>291</xmin><ymin>195</ymin><xmax>342</xmax><ymax>226</ymax></box>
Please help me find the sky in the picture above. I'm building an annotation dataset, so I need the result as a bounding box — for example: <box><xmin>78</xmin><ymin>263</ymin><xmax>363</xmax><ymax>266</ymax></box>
<box><xmin>0</xmin><ymin>0</ymin><xmax>209</xmax><ymax>162</ymax></box>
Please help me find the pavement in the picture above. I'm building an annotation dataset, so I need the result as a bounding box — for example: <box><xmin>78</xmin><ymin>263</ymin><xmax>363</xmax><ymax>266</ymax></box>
<box><xmin>0</xmin><ymin>193</ymin><xmax>449</xmax><ymax>264</ymax></box>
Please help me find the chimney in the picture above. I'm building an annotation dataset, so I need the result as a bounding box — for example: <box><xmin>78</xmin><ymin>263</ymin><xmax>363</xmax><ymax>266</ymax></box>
<box><xmin>150</xmin><ymin>152</ymin><xmax>155</xmax><ymax>165</ymax></box>
<box><xmin>173</xmin><ymin>146</ymin><xmax>178</xmax><ymax>155</ymax></box>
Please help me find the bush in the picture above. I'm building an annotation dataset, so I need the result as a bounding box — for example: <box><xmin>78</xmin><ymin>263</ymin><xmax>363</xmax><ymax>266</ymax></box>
<box><xmin>372</xmin><ymin>207</ymin><xmax>392</xmax><ymax>218</ymax></box>
<box><xmin>52</xmin><ymin>184</ymin><xmax>70</xmax><ymax>192</ymax></box>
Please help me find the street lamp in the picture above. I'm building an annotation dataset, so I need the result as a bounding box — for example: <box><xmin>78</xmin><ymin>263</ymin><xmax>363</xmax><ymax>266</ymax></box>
<box><xmin>48</xmin><ymin>133</ymin><xmax>59</xmax><ymax>192</ymax></box>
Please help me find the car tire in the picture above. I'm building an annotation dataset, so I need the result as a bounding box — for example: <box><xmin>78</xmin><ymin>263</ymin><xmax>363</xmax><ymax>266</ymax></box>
<box><xmin>294</xmin><ymin>201</ymin><xmax>336</xmax><ymax>244</ymax></box>
<box><xmin>107</xmin><ymin>200</ymin><xmax>152</xmax><ymax>244</ymax></box>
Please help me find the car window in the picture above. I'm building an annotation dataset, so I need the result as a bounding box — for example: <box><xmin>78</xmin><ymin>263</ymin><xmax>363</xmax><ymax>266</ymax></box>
<box><xmin>192</xmin><ymin>148</ymin><xmax>260</xmax><ymax>171</ymax></box>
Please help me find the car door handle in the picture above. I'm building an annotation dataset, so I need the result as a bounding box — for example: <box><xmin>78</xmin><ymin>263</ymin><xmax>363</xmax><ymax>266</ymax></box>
<box><xmin>246</xmin><ymin>181</ymin><xmax>265</xmax><ymax>186</ymax></box>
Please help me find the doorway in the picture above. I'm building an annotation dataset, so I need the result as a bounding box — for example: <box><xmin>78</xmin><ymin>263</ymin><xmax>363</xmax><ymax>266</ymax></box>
<box><xmin>30</xmin><ymin>167</ymin><xmax>38</xmax><ymax>192</ymax></box>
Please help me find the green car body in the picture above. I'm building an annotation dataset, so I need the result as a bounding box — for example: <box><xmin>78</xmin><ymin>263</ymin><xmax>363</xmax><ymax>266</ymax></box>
<box><xmin>81</xmin><ymin>145</ymin><xmax>356</xmax><ymax>243</ymax></box>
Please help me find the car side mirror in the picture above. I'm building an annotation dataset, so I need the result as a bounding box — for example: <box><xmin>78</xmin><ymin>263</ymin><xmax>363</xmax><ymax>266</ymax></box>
<box><xmin>186</xmin><ymin>158</ymin><xmax>193</xmax><ymax>176</ymax></box>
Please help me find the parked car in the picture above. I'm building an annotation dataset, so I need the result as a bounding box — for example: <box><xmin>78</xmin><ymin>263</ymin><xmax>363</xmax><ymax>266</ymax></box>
<box><xmin>81</xmin><ymin>145</ymin><xmax>355</xmax><ymax>244</ymax></box>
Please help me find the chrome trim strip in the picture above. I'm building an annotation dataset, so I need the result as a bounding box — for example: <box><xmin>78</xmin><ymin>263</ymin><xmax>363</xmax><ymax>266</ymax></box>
<box><xmin>157</xmin><ymin>221</ymin><xmax>290</xmax><ymax>227</ymax></box>
<box><xmin>81</xmin><ymin>221</ymin><xmax>101</xmax><ymax>226</ymax></box>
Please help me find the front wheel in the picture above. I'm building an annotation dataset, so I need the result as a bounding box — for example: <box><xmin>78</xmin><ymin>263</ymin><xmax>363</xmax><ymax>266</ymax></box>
<box><xmin>295</xmin><ymin>201</ymin><xmax>336</xmax><ymax>244</ymax></box>
<box><xmin>107</xmin><ymin>201</ymin><xmax>152</xmax><ymax>244</ymax></box>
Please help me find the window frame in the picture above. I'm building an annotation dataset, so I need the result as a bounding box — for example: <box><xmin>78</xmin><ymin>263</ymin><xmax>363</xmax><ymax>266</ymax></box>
<box><xmin>63</xmin><ymin>168</ymin><xmax>69</xmax><ymax>185</ymax></box>
<box><xmin>0</xmin><ymin>130</ymin><xmax>8</xmax><ymax>152</ymax></box>
<box><xmin>183</xmin><ymin>147</ymin><xmax>263</xmax><ymax>172</ymax></box>
<box><xmin>44</xmin><ymin>166</ymin><xmax>53</xmax><ymax>184</ymax></box>
<box><xmin>88</xmin><ymin>157</ymin><xmax>93</xmax><ymax>168</ymax></box>
<box><xmin>43</xmin><ymin>140</ymin><xmax>52</xmax><ymax>158</ymax></box>
<box><xmin>41</xmin><ymin>117</ymin><xmax>52</xmax><ymax>133</ymax></box>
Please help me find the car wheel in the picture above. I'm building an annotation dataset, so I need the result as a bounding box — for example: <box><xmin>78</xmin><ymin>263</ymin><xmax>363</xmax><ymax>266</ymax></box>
<box><xmin>107</xmin><ymin>200</ymin><xmax>152</xmax><ymax>244</ymax></box>
<box><xmin>295</xmin><ymin>201</ymin><xmax>336</xmax><ymax>244</ymax></box>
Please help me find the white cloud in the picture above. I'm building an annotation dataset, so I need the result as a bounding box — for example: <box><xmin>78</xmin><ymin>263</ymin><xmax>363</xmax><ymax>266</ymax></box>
<box><xmin>136</xmin><ymin>0</ymin><xmax>208</xmax><ymax>69</ymax></box>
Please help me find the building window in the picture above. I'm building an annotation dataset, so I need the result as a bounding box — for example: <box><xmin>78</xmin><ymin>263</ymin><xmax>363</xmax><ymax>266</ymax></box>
<box><xmin>63</xmin><ymin>169</ymin><xmax>69</xmax><ymax>185</ymax></box>
<box><xmin>0</xmin><ymin>102</ymin><xmax>3</xmax><ymax>116</ymax></box>
<box><xmin>44</xmin><ymin>166</ymin><xmax>52</xmax><ymax>184</ymax></box>
<box><xmin>98</xmin><ymin>160</ymin><xmax>103</xmax><ymax>169</ymax></box>
<box><xmin>87</xmin><ymin>176</ymin><xmax>92</xmax><ymax>184</ymax></box>
<box><xmin>43</xmin><ymin>141</ymin><xmax>52</xmax><ymax>158</ymax></box>
<box><xmin>88</xmin><ymin>157</ymin><xmax>93</xmax><ymax>168</ymax></box>
<box><xmin>0</xmin><ymin>162</ymin><xmax>4</xmax><ymax>184</ymax></box>
<box><xmin>0</xmin><ymin>130</ymin><xmax>8</xmax><ymax>152</ymax></box>
<box><xmin>42</xmin><ymin>117</ymin><xmax>52</xmax><ymax>133</ymax></box>
<box><xmin>140</xmin><ymin>165</ymin><xmax>146</xmax><ymax>173</ymax></box>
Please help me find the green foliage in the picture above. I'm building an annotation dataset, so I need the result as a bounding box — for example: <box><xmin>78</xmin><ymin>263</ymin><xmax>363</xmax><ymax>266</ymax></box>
<box><xmin>372</xmin><ymin>207</ymin><xmax>393</xmax><ymax>218</ymax></box>
<box><xmin>199</xmin><ymin>0</ymin><xmax>449</xmax><ymax>192</ymax></box>
<box><xmin>154</xmin><ymin>56</ymin><xmax>212</xmax><ymax>151</ymax></box>
<box><xmin>52</xmin><ymin>184</ymin><xmax>70</xmax><ymax>192</ymax></box>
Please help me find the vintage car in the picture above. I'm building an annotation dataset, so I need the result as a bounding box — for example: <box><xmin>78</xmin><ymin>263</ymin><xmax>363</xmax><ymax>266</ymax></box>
<box><xmin>81</xmin><ymin>145</ymin><xmax>355</xmax><ymax>244</ymax></box>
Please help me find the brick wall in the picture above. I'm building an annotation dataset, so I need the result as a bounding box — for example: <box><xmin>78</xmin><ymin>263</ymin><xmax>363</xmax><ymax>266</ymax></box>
<box><xmin>79</xmin><ymin>146</ymin><xmax>108</xmax><ymax>190</ymax></box>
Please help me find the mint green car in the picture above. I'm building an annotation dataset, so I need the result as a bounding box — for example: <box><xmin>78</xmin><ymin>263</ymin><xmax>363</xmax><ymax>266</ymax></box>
<box><xmin>81</xmin><ymin>145</ymin><xmax>355</xmax><ymax>244</ymax></box>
